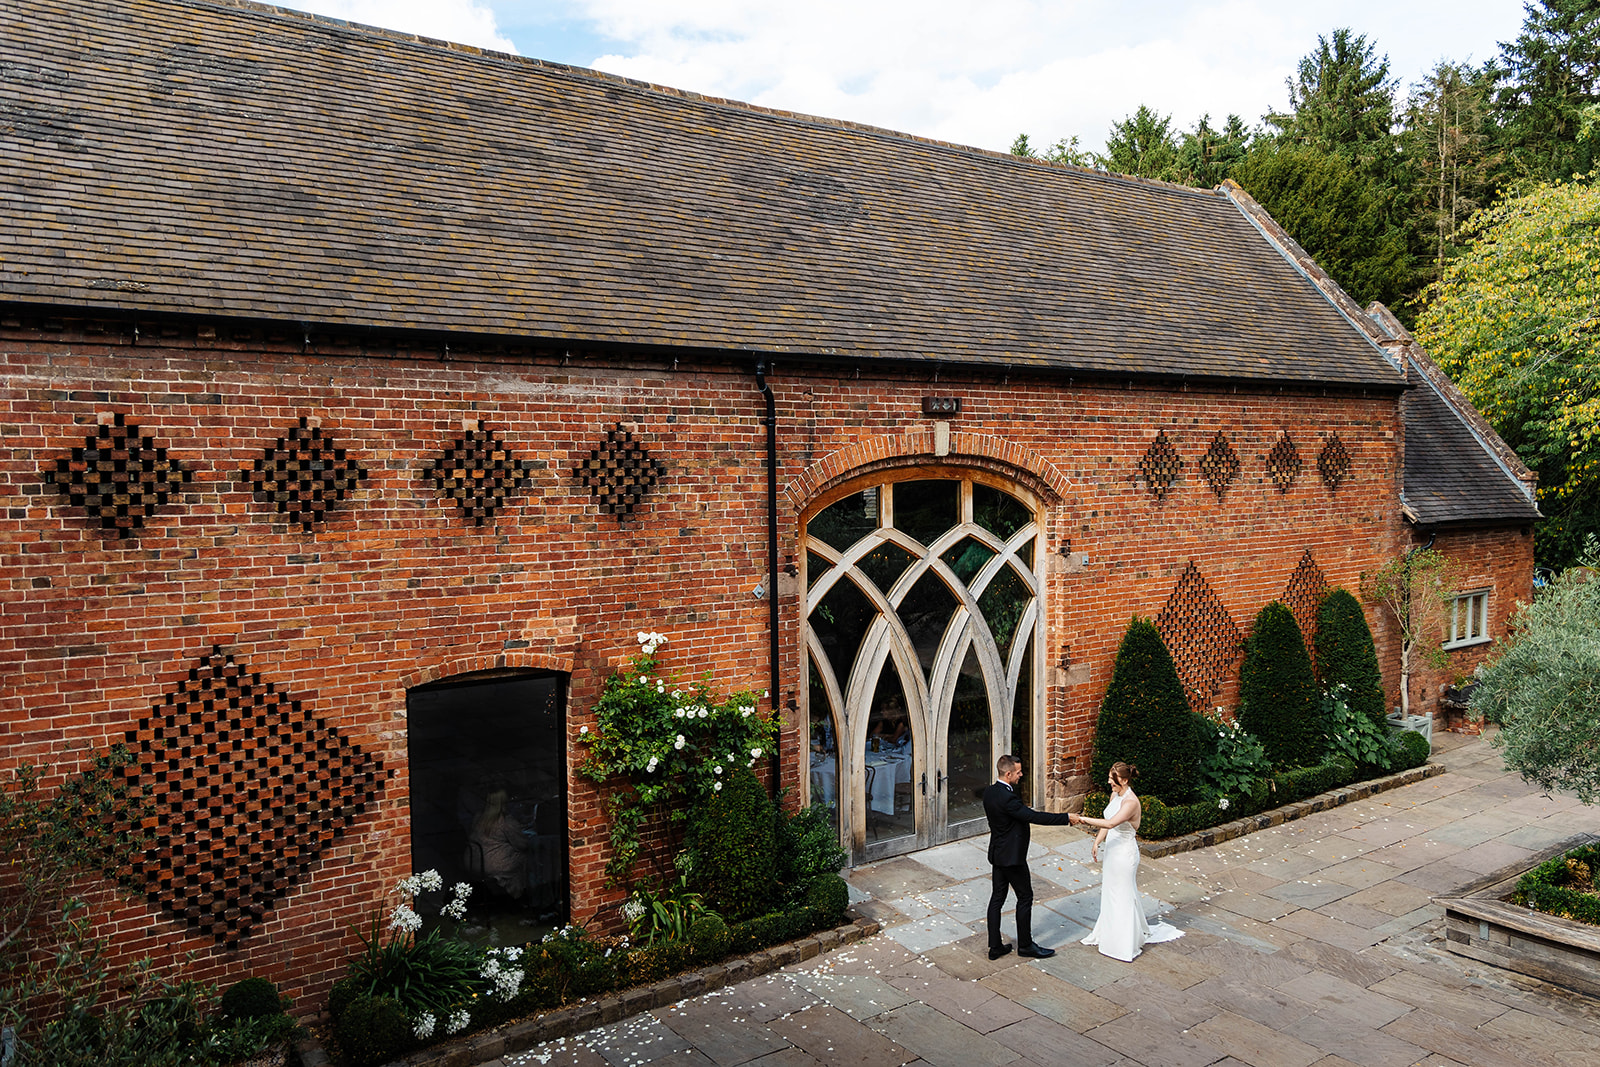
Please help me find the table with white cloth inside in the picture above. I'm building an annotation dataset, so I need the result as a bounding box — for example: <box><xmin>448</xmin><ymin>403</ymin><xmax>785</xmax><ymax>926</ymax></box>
<box><xmin>865</xmin><ymin>748</ymin><xmax>911</xmax><ymax>814</ymax></box>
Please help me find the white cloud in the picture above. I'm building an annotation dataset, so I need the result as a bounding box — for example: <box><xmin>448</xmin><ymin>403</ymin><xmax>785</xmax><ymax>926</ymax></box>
<box><xmin>283</xmin><ymin>1</ymin><xmax>519</xmax><ymax>54</ymax></box>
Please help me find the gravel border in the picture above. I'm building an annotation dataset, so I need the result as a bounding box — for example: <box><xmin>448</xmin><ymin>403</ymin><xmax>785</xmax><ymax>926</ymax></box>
<box><xmin>293</xmin><ymin>917</ymin><xmax>882</xmax><ymax>1067</ymax></box>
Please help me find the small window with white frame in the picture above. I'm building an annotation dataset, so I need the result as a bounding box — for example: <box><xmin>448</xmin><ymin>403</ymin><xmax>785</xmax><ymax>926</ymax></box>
<box><xmin>1446</xmin><ymin>589</ymin><xmax>1491</xmax><ymax>648</ymax></box>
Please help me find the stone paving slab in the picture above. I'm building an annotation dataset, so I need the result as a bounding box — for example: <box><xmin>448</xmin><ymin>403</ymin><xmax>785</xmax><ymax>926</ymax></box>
<box><xmin>479</xmin><ymin>738</ymin><xmax>1600</xmax><ymax>1067</ymax></box>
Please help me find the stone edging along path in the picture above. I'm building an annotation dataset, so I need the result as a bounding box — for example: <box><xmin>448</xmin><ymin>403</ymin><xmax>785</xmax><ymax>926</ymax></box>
<box><xmin>294</xmin><ymin>760</ymin><xmax>1444</xmax><ymax>1067</ymax></box>
<box><xmin>293</xmin><ymin>916</ymin><xmax>884</xmax><ymax>1067</ymax></box>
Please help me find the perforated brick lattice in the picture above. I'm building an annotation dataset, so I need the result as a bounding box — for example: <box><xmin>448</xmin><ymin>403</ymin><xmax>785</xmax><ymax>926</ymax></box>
<box><xmin>1266</xmin><ymin>433</ymin><xmax>1302</xmax><ymax>492</ymax></box>
<box><xmin>574</xmin><ymin>423</ymin><xmax>667</xmax><ymax>516</ymax></box>
<box><xmin>1282</xmin><ymin>549</ymin><xmax>1330</xmax><ymax>642</ymax></box>
<box><xmin>1198</xmin><ymin>431</ymin><xmax>1241</xmax><ymax>500</ymax></box>
<box><xmin>50</xmin><ymin>413</ymin><xmax>191</xmax><ymax>537</ymax></box>
<box><xmin>1155</xmin><ymin>561</ymin><xmax>1243</xmax><ymax>710</ymax></box>
<box><xmin>424</xmin><ymin>422</ymin><xmax>534</xmax><ymax>525</ymax></box>
<box><xmin>121</xmin><ymin>649</ymin><xmax>383</xmax><ymax>945</ymax></box>
<box><xmin>240</xmin><ymin>417</ymin><xmax>366</xmax><ymax>529</ymax></box>
<box><xmin>1318</xmin><ymin>434</ymin><xmax>1352</xmax><ymax>492</ymax></box>
<box><xmin>1136</xmin><ymin>431</ymin><xmax>1183</xmax><ymax>501</ymax></box>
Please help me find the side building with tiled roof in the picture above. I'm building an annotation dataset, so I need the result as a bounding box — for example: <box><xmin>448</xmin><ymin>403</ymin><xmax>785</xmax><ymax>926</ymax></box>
<box><xmin>0</xmin><ymin>0</ymin><xmax>1533</xmax><ymax>1006</ymax></box>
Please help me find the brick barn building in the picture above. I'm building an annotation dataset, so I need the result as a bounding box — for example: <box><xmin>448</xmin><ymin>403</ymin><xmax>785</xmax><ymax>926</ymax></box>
<box><xmin>0</xmin><ymin>0</ymin><xmax>1537</xmax><ymax>1004</ymax></box>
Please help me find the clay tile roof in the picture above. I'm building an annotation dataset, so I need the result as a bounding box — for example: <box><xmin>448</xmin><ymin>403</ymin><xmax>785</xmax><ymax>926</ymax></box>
<box><xmin>0</xmin><ymin>0</ymin><xmax>1403</xmax><ymax>388</ymax></box>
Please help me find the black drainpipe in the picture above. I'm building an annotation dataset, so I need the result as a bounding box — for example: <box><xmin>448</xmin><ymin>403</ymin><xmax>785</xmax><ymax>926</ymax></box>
<box><xmin>754</xmin><ymin>362</ymin><xmax>780</xmax><ymax>720</ymax></box>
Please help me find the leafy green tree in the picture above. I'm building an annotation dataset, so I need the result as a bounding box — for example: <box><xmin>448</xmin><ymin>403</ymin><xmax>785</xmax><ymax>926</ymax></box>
<box><xmin>1268</xmin><ymin>27</ymin><xmax>1399</xmax><ymax>169</ymax></box>
<box><xmin>1491</xmin><ymin>0</ymin><xmax>1600</xmax><ymax>182</ymax></box>
<box><xmin>1413</xmin><ymin>177</ymin><xmax>1600</xmax><ymax>566</ymax></box>
<box><xmin>1360</xmin><ymin>548</ymin><xmax>1456</xmax><ymax>715</ymax></box>
<box><xmin>1175</xmin><ymin>114</ymin><xmax>1255</xmax><ymax>187</ymax></box>
<box><xmin>1237</xmin><ymin>601</ymin><xmax>1324</xmax><ymax>767</ymax></box>
<box><xmin>1091</xmin><ymin>618</ymin><xmax>1205</xmax><ymax>802</ymax></box>
<box><xmin>1314</xmin><ymin>588</ymin><xmax>1387</xmax><ymax>729</ymax></box>
<box><xmin>1398</xmin><ymin>60</ymin><xmax>1501</xmax><ymax>283</ymax></box>
<box><xmin>1232</xmin><ymin>145</ymin><xmax>1414</xmax><ymax>306</ymax></box>
<box><xmin>1471</xmin><ymin>547</ymin><xmax>1600</xmax><ymax>801</ymax></box>
<box><xmin>1101</xmin><ymin>105</ymin><xmax>1182</xmax><ymax>179</ymax></box>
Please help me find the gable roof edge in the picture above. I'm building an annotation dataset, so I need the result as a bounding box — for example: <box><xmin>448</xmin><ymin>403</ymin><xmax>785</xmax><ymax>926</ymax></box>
<box><xmin>1217</xmin><ymin>180</ymin><xmax>1405</xmax><ymax>378</ymax></box>
<box><xmin>1364</xmin><ymin>302</ymin><xmax>1541</xmax><ymax>514</ymax></box>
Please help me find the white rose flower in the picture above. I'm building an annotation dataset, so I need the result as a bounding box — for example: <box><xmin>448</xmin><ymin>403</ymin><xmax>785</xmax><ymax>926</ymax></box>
<box><xmin>714</xmin><ymin>765</ymin><xmax>723</xmax><ymax>775</ymax></box>
<box><xmin>1218</xmin><ymin>798</ymin><xmax>1230</xmax><ymax>810</ymax></box>
<box><xmin>674</xmin><ymin>735</ymin><xmax>686</xmax><ymax>749</ymax></box>
<box><xmin>751</xmin><ymin>747</ymin><xmax>763</xmax><ymax>758</ymax></box>
<box><xmin>580</xmin><ymin>725</ymin><xmax>589</xmax><ymax>734</ymax></box>
<box><xmin>713</xmin><ymin>781</ymin><xmax>722</xmax><ymax>791</ymax></box>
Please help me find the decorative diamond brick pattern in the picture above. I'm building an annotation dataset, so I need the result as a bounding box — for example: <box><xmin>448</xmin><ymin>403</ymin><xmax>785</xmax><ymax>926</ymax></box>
<box><xmin>121</xmin><ymin>649</ymin><xmax>383</xmax><ymax>946</ymax></box>
<box><xmin>50</xmin><ymin>413</ymin><xmax>191</xmax><ymax>537</ymax></box>
<box><xmin>574</xmin><ymin>424</ymin><xmax>667</xmax><ymax>516</ymax></box>
<box><xmin>1266</xmin><ymin>433</ymin><xmax>1302</xmax><ymax>492</ymax></box>
<box><xmin>424</xmin><ymin>424</ymin><xmax>533</xmax><ymax>525</ymax></box>
<box><xmin>240</xmin><ymin>417</ymin><xmax>366</xmax><ymax>529</ymax></box>
<box><xmin>1282</xmin><ymin>549</ymin><xmax>1330</xmax><ymax>642</ymax></box>
<box><xmin>1136</xmin><ymin>431</ymin><xmax>1183</xmax><ymax>501</ymax></box>
<box><xmin>1318</xmin><ymin>434</ymin><xmax>1352</xmax><ymax>492</ymax></box>
<box><xmin>1155</xmin><ymin>561</ymin><xmax>1243</xmax><ymax>710</ymax></box>
<box><xmin>1198</xmin><ymin>431</ymin><xmax>1241</xmax><ymax>500</ymax></box>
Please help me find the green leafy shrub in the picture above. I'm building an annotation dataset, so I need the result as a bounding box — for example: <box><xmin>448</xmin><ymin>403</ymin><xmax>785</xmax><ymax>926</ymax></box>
<box><xmin>1511</xmin><ymin>843</ymin><xmax>1600</xmax><ymax>925</ymax></box>
<box><xmin>1239</xmin><ymin>601</ymin><xmax>1325</xmax><ymax>767</ymax></box>
<box><xmin>1196</xmin><ymin>710</ymin><xmax>1272</xmax><ymax>805</ymax></box>
<box><xmin>335</xmin><ymin>994</ymin><xmax>413</xmax><ymax>1067</ymax></box>
<box><xmin>778</xmin><ymin>804</ymin><xmax>849</xmax><ymax>896</ymax></box>
<box><xmin>1321</xmin><ymin>686</ymin><xmax>1394</xmax><ymax>774</ymax></box>
<box><xmin>1272</xmin><ymin>757</ymin><xmax>1353</xmax><ymax>802</ymax></box>
<box><xmin>804</xmin><ymin>873</ymin><xmax>850</xmax><ymax>927</ymax></box>
<box><xmin>328</xmin><ymin>977</ymin><xmax>361</xmax><ymax>1023</ymax></box>
<box><xmin>217</xmin><ymin>977</ymin><xmax>287</xmax><ymax>1023</ymax></box>
<box><xmin>1394</xmin><ymin>729</ymin><xmax>1431</xmax><ymax>770</ymax></box>
<box><xmin>1091</xmin><ymin>618</ymin><xmax>1207</xmax><ymax>802</ymax></box>
<box><xmin>623</xmin><ymin>874</ymin><xmax>712</xmax><ymax>946</ymax></box>
<box><xmin>1136</xmin><ymin>795</ymin><xmax>1170</xmax><ymax>838</ymax></box>
<box><xmin>618</xmin><ymin>941</ymin><xmax>692</xmax><ymax>986</ymax></box>
<box><xmin>688</xmin><ymin>913</ymin><xmax>731</xmax><ymax>960</ymax></box>
<box><xmin>577</xmin><ymin>633</ymin><xmax>777</xmax><ymax>883</ymax></box>
<box><xmin>686</xmin><ymin>765</ymin><xmax>781</xmax><ymax>920</ymax></box>
<box><xmin>1314</xmin><ymin>588</ymin><xmax>1387</xmax><ymax>729</ymax></box>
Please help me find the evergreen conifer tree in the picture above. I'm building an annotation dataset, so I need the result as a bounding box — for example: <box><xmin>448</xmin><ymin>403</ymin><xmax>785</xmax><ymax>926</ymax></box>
<box><xmin>1239</xmin><ymin>601</ymin><xmax>1325</xmax><ymax>767</ymax></box>
<box><xmin>1091</xmin><ymin>618</ymin><xmax>1205</xmax><ymax>802</ymax></box>
<box><xmin>1314</xmin><ymin>588</ymin><xmax>1387</xmax><ymax>729</ymax></box>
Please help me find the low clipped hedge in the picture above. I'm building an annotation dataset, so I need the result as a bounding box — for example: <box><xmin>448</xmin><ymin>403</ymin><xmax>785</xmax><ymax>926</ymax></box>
<box><xmin>1510</xmin><ymin>843</ymin><xmax>1600</xmax><ymax>926</ymax></box>
<box><xmin>1083</xmin><ymin>754</ymin><xmax>1374</xmax><ymax>840</ymax></box>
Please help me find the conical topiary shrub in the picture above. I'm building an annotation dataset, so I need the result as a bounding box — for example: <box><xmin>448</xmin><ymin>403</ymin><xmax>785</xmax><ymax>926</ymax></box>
<box><xmin>686</xmin><ymin>764</ymin><xmax>779</xmax><ymax>920</ymax></box>
<box><xmin>1091</xmin><ymin>617</ymin><xmax>1206</xmax><ymax>803</ymax></box>
<box><xmin>1314</xmin><ymin>588</ymin><xmax>1387</xmax><ymax>729</ymax></box>
<box><xmin>1239</xmin><ymin>600</ymin><xmax>1324</xmax><ymax>767</ymax></box>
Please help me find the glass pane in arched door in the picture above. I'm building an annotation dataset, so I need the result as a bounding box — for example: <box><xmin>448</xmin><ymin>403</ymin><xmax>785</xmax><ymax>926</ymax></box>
<box><xmin>804</xmin><ymin>474</ymin><xmax>1041</xmax><ymax>863</ymax></box>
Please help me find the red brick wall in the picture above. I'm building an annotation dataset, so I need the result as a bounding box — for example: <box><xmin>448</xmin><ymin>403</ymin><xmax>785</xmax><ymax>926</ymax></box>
<box><xmin>1</xmin><ymin>312</ymin><xmax>1419</xmax><ymax>1008</ymax></box>
<box><xmin>1398</xmin><ymin>525</ymin><xmax>1537</xmax><ymax>732</ymax></box>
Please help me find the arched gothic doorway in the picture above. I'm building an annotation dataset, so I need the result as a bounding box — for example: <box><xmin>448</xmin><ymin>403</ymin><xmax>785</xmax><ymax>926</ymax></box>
<box><xmin>803</xmin><ymin>473</ymin><xmax>1042</xmax><ymax>863</ymax></box>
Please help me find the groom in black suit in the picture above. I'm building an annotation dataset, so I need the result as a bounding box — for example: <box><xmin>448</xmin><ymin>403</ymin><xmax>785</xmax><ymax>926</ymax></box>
<box><xmin>984</xmin><ymin>753</ymin><xmax>1073</xmax><ymax>960</ymax></box>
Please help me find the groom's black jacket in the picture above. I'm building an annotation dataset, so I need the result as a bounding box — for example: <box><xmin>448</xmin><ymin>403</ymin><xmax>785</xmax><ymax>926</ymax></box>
<box><xmin>983</xmin><ymin>780</ymin><xmax>1073</xmax><ymax>866</ymax></box>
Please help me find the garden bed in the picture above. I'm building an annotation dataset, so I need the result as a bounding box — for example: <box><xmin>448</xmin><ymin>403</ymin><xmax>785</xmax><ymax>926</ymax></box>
<box><xmin>1438</xmin><ymin>834</ymin><xmax>1600</xmax><ymax>998</ymax></box>
<box><xmin>293</xmin><ymin>916</ymin><xmax>880</xmax><ymax>1067</ymax></box>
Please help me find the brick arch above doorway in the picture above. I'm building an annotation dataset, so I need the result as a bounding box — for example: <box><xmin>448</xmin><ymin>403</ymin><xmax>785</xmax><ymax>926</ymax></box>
<box><xmin>786</xmin><ymin>430</ymin><xmax>1074</xmax><ymax>512</ymax></box>
<box><xmin>396</xmin><ymin>635</ymin><xmax>579</xmax><ymax>693</ymax></box>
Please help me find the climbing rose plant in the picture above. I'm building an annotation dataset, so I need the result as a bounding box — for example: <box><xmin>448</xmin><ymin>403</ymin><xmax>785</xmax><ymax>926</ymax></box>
<box><xmin>578</xmin><ymin>632</ymin><xmax>778</xmax><ymax>883</ymax></box>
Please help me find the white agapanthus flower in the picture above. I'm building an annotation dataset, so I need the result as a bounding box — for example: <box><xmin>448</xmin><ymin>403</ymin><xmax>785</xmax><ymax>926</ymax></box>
<box><xmin>440</xmin><ymin>881</ymin><xmax>472</xmax><ymax>920</ymax></box>
<box><xmin>1218</xmin><ymin>798</ymin><xmax>1230</xmax><ymax>810</ymax></box>
<box><xmin>621</xmin><ymin>897</ymin><xmax>646</xmax><ymax>924</ymax></box>
<box><xmin>447</xmin><ymin>1008</ymin><xmax>471</xmax><ymax>1034</ymax></box>
<box><xmin>388</xmin><ymin>904</ymin><xmax>422</xmax><ymax>934</ymax></box>
<box><xmin>414</xmin><ymin>1012</ymin><xmax>436</xmax><ymax>1039</ymax></box>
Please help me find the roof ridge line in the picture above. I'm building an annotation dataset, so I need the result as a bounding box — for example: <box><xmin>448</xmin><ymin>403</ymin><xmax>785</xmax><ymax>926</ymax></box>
<box><xmin>195</xmin><ymin>0</ymin><xmax>1215</xmax><ymax>193</ymax></box>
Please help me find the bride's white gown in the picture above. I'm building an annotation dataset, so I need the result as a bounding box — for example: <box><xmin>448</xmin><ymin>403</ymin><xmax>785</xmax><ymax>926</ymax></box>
<box><xmin>1081</xmin><ymin>790</ymin><xmax>1184</xmax><ymax>961</ymax></box>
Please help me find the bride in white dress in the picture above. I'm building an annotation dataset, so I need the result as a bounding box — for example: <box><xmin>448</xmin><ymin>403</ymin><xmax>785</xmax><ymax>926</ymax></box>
<box><xmin>1069</xmin><ymin>762</ymin><xmax>1184</xmax><ymax>961</ymax></box>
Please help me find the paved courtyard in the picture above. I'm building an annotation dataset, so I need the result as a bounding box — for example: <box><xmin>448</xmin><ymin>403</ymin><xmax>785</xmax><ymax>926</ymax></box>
<box><xmin>487</xmin><ymin>731</ymin><xmax>1600</xmax><ymax>1067</ymax></box>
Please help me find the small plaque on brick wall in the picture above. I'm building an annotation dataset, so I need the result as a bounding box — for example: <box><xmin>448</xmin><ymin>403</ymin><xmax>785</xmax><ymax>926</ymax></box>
<box><xmin>50</xmin><ymin>412</ymin><xmax>191</xmax><ymax>537</ymax></box>
<box><xmin>121</xmin><ymin>648</ymin><xmax>384</xmax><ymax>946</ymax></box>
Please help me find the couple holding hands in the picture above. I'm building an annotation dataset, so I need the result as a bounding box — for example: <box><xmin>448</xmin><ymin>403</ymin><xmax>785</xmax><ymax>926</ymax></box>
<box><xmin>983</xmin><ymin>754</ymin><xmax>1183</xmax><ymax>963</ymax></box>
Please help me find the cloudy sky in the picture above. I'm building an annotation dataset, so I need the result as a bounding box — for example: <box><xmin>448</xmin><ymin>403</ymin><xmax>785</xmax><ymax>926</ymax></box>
<box><xmin>288</xmin><ymin>1</ymin><xmax>1530</xmax><ymax>155</ymax></box>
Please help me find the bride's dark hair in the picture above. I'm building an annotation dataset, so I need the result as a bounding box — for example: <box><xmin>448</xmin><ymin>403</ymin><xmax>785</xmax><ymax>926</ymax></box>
<box><xmin>1109</xmin><ymin>761</ymin><xmax>1138</xmax><ymax>786</ymax></box>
